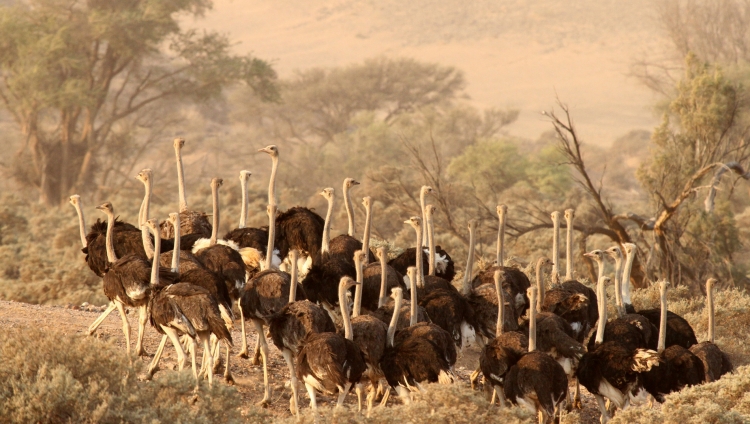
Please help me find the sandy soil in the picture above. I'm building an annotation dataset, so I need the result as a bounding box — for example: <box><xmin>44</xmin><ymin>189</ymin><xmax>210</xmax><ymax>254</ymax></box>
<box><xmin>0</xmin><ymin>299</ymin><xmax>605</xmax><ymax>422</ymax></box>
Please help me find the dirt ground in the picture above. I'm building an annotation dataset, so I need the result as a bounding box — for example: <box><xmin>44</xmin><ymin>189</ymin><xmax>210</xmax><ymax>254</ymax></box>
<box><xmin>0</xmin><ymin>299</ymin><xmax>606</xmax><ymax>423</ymax></box>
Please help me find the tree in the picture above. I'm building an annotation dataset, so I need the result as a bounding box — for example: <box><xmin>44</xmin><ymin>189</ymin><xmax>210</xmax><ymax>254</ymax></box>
<box><xmin>0</xmin><ymin>0</ymin><xmax>277</xmax><ymax>205</ymax></box>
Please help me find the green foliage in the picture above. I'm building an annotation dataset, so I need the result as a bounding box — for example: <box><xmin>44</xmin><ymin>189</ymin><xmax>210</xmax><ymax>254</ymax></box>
<box><xmin>0</xmin><ymin>326</ymin><xmax>259</xmax><ymax>423</ymax></box>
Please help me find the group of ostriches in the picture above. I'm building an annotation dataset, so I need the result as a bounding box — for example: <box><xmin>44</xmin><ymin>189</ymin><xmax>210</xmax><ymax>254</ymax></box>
<box><xmin>70</xmin><ymin>139</ymin><xmax>733</xmax><ymax>423</ymax></box>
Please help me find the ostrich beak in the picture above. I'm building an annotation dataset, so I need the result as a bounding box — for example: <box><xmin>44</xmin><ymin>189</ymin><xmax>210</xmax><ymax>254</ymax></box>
<box><xmin>257</xmin><ymin>147</ymin><xmax>268</xmax><ymax>153</ymax></box>
<box><xmin>352</xmin><ymin>180</ymin><xmax>360</xmax><ymax>185</ymax></box>
<box><xmin>583</xmin><ymin>252</ymin><xmax>595</xmax><ymax>258</ymax></box>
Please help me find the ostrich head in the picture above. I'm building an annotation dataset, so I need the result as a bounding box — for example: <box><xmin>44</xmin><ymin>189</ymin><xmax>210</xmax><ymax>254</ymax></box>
<box><xmin>623</xmin><ymin>242</ymin><xmax>636</xmax><ymax>256</ymax></box>
<box><xmin>173</xmin><ymin>137</ymin><xmax>185</xmax><ymax>150</ymax></box>
<box><xmin>96</xmin><ymin>202</ymin><xmax>114</xmax><ymax>215</ymax></box>
<box><xmin>600</xmin><ymin>276</ymin><xmax>611</xmax><ymax>287</ymax></box>
<box><xmin>211</xmin><ymin>177</ymin><xmax>223</xmax><ymax>190</ymax></box>
<box><xmin>135</xmin><ymin>168</ymin><xmax>152</xmax><ymax>185</ymax></box>
<box><xmin>377</xmin><ymin>245</ymin><xmax>388</xmax><ymax>260</ymax></box>
<box><xmin>421</xmin><ymin>185</ymin><xmax>433</xmax><ymax>196</ymax></box>
<box><xmin>340</xmin><ymin>276</ymin><xmax>360</xmax><ymax>291</ymax></box>
<box><xmin>583</xmin><ymin>249</ymin><xmax>604</xmax><ymax>264</ymax></box>
<box><xmin>404</xmin><ymin>216</ymin><xmax>422</xmax><ymax>231</ymax></box>
<box><xmin>143</xmin><ymin>218</ymin><xmax>159</xmax><ymax>234</ymax></box>
<box><xmin>239</xmin><ymin>170</ymin><xmax>251</xmax><ymax>183</ymax></box>
<box><xmin>496</xmin><ymin>204</ymin><xmax>507</xmax><ymax>216</ymax></box>
<box><xmin>425</xmin><ymin>204</ymin><xmax>437</xmax><ymax>218</ymax></box>
<box><xmin>604</xmin><ymin>246</ymin><xmax>623</xmax><ymax>261</ymax></box>
<box><xmin>320</xmin><ymin>187</ymin><xmax>334</xmax><ymax>201</ymax></box>
<box><xmin>168</xmin><ymin>212</ymin><xmax>179</xmax><ymax>228</ymax></box>
<box><xmin>564</xmin><ymin>208</ymin><xmax>575</xmax><ymax>220</ymax></box>
<box><xmin>362</xmin><ymin>196</ymin><xmax>371</xmax><ymax>208</ymax></box>
<box><xmin>707</xmin><ymin>277</ymin><xmax>717</xmax><ymax>291</ymax></box>
<box><xmin>257</xmin><ymin>144</ymin><xmax>278</xmax><ymax>157</ymax></box>
<box><xmin>537</xmin><ymin>257</ymin><xmax>554</xmax><ymax>270</ymax></box>
<box><xmin>344</xmin><ymin>177</ymin><xmax>360</xmax><ymax>189</ymax></box>
<box><xmin>69</xmin><ymin>194</ymin><xmax>81</xmax><ymax>207</ymax></box>
<box><xmin>353</xmin><ymin>249</ymin><xmax>366</xmax><ymax>266</ymax></box>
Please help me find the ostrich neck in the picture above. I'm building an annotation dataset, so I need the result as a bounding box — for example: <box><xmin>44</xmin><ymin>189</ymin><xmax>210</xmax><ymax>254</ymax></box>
<box><xmin>596</xmin><ymin>259</ymin><xmax>604</xmax><ymax>284</ymax></box>
<box><xmin>528</xmin><ymin>292</ymin><xmax>537</xmax><ymax>352</ymax></box>
<box><xmin>535</xmin><ymin>260</ymin><xmax>545</xmax><ymax>312</ymax></box>
<box><xmin>415</xmin><ymin>226</ymin><xmax>424</xmax><ymax>288</ymax></box>
<box><xmin>268</xmin><ymin>156</ymin><xmax>278</xmax><ymax>207</ymax></box>
<box><xmin>420</xmin><ymin>190</ymin><xmax>428</xmax><ymax>247</ymax></box>
<box><xmin>497</xmin><ymin>209</ymin><xmax>506</xmax><ymax>266</ymax></box>
<box><xmin>339</xmin><ymin>283</ymin><xmax>353</xmax><ymax>341</ymax></box>
<box><xmin>462</xmin><ymin>224</ymin><xmax>475</xmax><ymax>296</ymax></box>
<box><xmin>105</xmin><ymin>211</ymin><xmax>117</xmax><ymax>264</ymax></box>
<box><xmin>595</xmin><ymin>277</ymin><xmax>607</xmax><ymax>344</ymax></box>
<box><xmin>387</xmin><ymin>291</ymin><xmax>403</xmax><ymax>347</ymax></box>
<box><xmin>239</xmin><ymin>177</ymin><xmax>248</xmax><ymax>229</ymax></box>
<box><xmin>707</xmin><ymin>283</ymin><xmax>715</xmax><ymax>343</ymax></box>
<box><xmin>427</xmin><ymin>213</ymin><xmax>436</xmax><ymax>276</ymax></box>
<box><xmin>151</xmin><ymin>227</ymin><xmax>161</xmax><ymax>286</ymax></box>
<box><xmin>265</xmin><ymin>208</ymin><xmax>276</xmax><ymax>270</ymax></box>
<box><xmin>409</xmin><ymin>270</ymin><xmax>418</xmax><ymax>326</ymax></box>
<box><xmin>495</xmin><ymin>272</ymin><xmax>505</xmax><ymax>336</ymax></box>
<box><xmin>289</xmin><ymin>251</ymin><xmax>298</xmax><ymax>303</ymax></box>
<box><xmin>378</xmin><ymin>250</ymin><xmax>388</xmax><ymax>308</ymax></box>
<box><xmin>344</xmin><ymin>184</ymin><xmax>356</xmax><ymax>237</ymax></box>
<box><xmin>141</xmin><ymin>179</ymin><xmax>154</xmax><ymax>259</ymax></box>
<box><xmin>658</xmin><ymin>285</ymin><xmax>667</xmax><ymax>353</ymax></box>
<box><xmin>210</xmin><ymin>184</ymin><xmax>219</xmax><ymax>246</ymax></box>
<box><xmin>622</xmin><ymin>248</ymin><xmax>635</xmax><ymax>305</ymax></box>
<box><xmin>362</xmin><ymin>203</ymin><xmax>372</xmax><ymax>263</ymax></box>
<box><xmin>565</xmin><ymin>214</ymin><xmax>573</xmax><ymax>280</ymax></box>
<box><xmin>171</xmin><ymin>217</ymin><xmax>181</xmax><ymax>272</ymax></box>
<box><xmin>175</xmin><ymin>145</ymin><xmax>188</xmax><ymax>212</ymax></box>
<box><xmin>551</xmin><ymin>214</ymin><xmax>560</xmax><ymax>284</ymax></box>
<box><xmin>321</xmin><ymin>197</ymin><xmax>333</xmax><ymax>254</ymax></box>
<box><xmin>613</xmin><ymin>255</ymin><xmax>624</xmax><ymax>317</ymax></box>
<box><xmin>353</xmin><ymin>257</ymin><xmax>363</xmax><ymax>317</ymax></box>
<box><xmin>74</xmin><ymin>203</ymin><xmax>87</xmax><ymax>248</ymax></box>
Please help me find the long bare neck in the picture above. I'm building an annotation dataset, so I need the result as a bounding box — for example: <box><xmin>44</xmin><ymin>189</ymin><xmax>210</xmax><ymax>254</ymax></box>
<box><xmin>265</xmin><ymin>205</ymin><xmax>276</xmax><ymax>270</ymax></box>
<box><xmin>387</xmin><ymin>289</ymin><xmax>403</xmax><ymax>346</ymax></box>
<box><xmin>497</xmin><ymin>205</ymin><xmax>507</xmax><ymax>266</ymax></box>
<box><xmin>150</xmin><ymin>225</ymin><xmax>161</xmax><ymax>286</ymax></box>
<box><xmin>420</xmin><ymin>189</ymin><xmax>428</xmax><ymax>247</ymax></box>
<box><xmin>104</xmin><ymin>211</ymin><xmax>117</xmax><ymax>263</ymax></box>
<box><xmin>494</xmin><ymin>270</ymin><xmax>505</xmax><ymax>336</ymax></box>
<box><xmin>322</xmin><ymin>196</ymin><xmax>333</xmax><ymax>254</ymax></box>
<box><xmin>378</xmin><ymin>247</ymin><xmax>388</xmax><ymax>308</ymax></box>
<box><xmin>239</xmin><ymin>176</ymin><xmax>248</xmax><ymax>229</ymax></box>
<box><xmin>551</xmin><ymin>211</ymin><xmax>560</xmax><ymax>284</ymax></box>
<box><xmin>171</xmin><ymin>215</ymin><xmax>181</xmax><ymax>272</ymax></box>
<box><xmin>707</xmin><ymin>280</ymin><xmax>715</xmax><ymax>343</ymax></box>
<box><xmin>344</xmin><ymin>182</ymin><xmax>356</xmax><ymax>237</ymax></box>
<box><xmin>536</xmin><ymin>259</ymin><xmax>545</xmax><ymax>312</ymax></box>
<box><xmin>175</xmin><ymin>142</ymin><xmax>188</xmax><ymax>212</ymax></box>
<box><xmin>595</xmin><ymin>277</ymin><xmax>607</xmax><ymax>344</ymax></box>
<box><xmin>289</xmin><ymin>250</ymin><xmax>298</xmax><ymax>303</ymax></box>
<box><xmin>210</xmin><ymin>183</ymin><xmax>219</xmax><ymax>246</ymax></box>
<box><xmin>268</xmin><ymin>155</ymin><xmax>278</xmax><ymax>207</ymax></box>
<box><xmin>362</xmin><ymin>199</ymin><xmax>372</xmax><ymax>263</ymax></box>
<box><xmin>427</xmin><ymin>209</ymin><xmax>436</xmax><ymax>276</ymax></box>
<box><xmin>596</xmin><ymin>258</ymin><xmax>604</xmax><ymax>283</ymax></box>
<box><xmin>73</xmin><ymin>202</ymin><xmax>87</xmax><ymax>248</ymax></box>
<box><xmin>339</xmin><ymin>282</ymin><xmax>353</xmax><ymax>340</ymax></box>
<box><xmin>462</xmin><ymin>221</ymin><xmax>476</xmax><ymax>296</ymax></box>
<box><xmin>613</xmin><ymin>254</ymin><xmax>624</xmax><ymax>317</ymax></box>
<box><xmin>528</xmin><ymin>289</ymin><xmax>537</xmax><ymax>352</ymax></box>
<box><xmin>622</xmin><ymin>246</ymin><xmax>636</xmax><ymax>305</ymax></box>
<box><xmin>353</xmin><ymin>254</ymin><xmax>363</xmax><ymax>317</ymax></box>
<box><xmin>141</xmin><ymin>179</ymin><xmax>154</xmax><ymax>259</ymax></box>
<box><xmin>415</xmin><ymin>225</ymin><xmax>424</xmax><ymax>288</ymax></box>
<box><xmin>658</xmin><ymin>282</ymin><xmax>668</xmax><ymax>353</ymax></box>
<box><xmin>564</xmin><ymin>209</ymin><xmax>574</xmax><ymax>280</ymax></box>
<box><xmin>408</xmin><ymin>268</ymin><xmax>418</xmax><ymax>326</ymax></box>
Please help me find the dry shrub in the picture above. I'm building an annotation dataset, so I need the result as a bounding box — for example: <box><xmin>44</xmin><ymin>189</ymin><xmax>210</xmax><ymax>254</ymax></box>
<box><xmin>278</xmin><ymin>383</ymin><xmax>533</xmax><ymax>423</ymax></box>
<box><xmin>612</xmin><ymin>365</ymin><xmax>750</xmax><ymax>423</ymax></box>
<box><xmin>0</xmin><ymin>327</ymin><xmax>265</xmax><ymax>423</ymax></box>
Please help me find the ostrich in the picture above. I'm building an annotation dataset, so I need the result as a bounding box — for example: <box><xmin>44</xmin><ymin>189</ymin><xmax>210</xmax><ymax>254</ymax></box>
<box><xmin>370</xmin><ymin>266</ymin><xmax>431</xmax><ymax>330</ymax></box>
<box><xmin>328</xmin><ymin>178</ymin><xmax>375</xmax><ymax>264</ymax></box>
<box><xmin>258</xmin><ymin>145</ymin><xmax>323</xmax><ymax>275</ymax></box>
<box><xmin>159</xmin><ymin>138</ymin><xmax>212</xmax><ymax>239</ymax></box>
<box><xmin>297</xmin><ymin>277</ymin><xmax>367</xmax><ymax>411</ymax></box>
<box><xmin>642</xmin><ymin>281</ymin><xmax>705</xmax><ymax>403</ymax></box>
<box><xmin>300</xmin><ymin>188</ymin><xmax>356</xmax><ymax>320</ymax></box>
<box><xmin>576</xmin><ymin>274</ymin><xmax>660</xmax><ymax>424</ymax></box>
<box><xmin>402</xmin><ymin>216</ymin><xmax>455</xmax><ymax>299</ymax></box>
<box><xmin>69</xmin><ymin>194</ymin><xmax>144</xmax><ymax>279</ymax></box>
<box><xmin>238</xmin><ymin>200</ymin><xmax>306</xmax><ymax>405</ymax></box>
<box><xmin>93</xmin><ymin>202</ymin><xmax>153</xmax><ymax>357</ymax></box>
<box><xmin>503</xmin><ymin>286</ymin><xmax>569</xmax><ymax>424</ymax></box>
<box><xmin>471</xmin><ymin>205</ymin><xmax>530</xmax><ymax>318</ymax></box>
<box><xmin>479</xmin><ymin>270</ymin><xmax>528</xmax><ymax>407</ymax></box>
<box><xmin>549</xmin><ymin>211</ymin><xmax>562</xmax><ymax>285</ymax></box>
<box><xmin>361</xmin><ymin>245</ymin><xmax>405</xmax><ymax>312</ymax></box>
<box><xmin>348</xmin><ymin>250</ymin><xmax>389</xmax><ymax>414</ymax></box>
<box><xmin>420</xmin><ymin>185</ymin><xmax>433</xmax><ymax>247</ymax></box>
<box><xmin>689</xmin><ymin>278</ymin><xmax>733</xmax><ymax>382</ymax></box>
<box><xmin>143</xmin><ymin>217</ymin><xmax>231</xmax><ymax>387</ymax></box>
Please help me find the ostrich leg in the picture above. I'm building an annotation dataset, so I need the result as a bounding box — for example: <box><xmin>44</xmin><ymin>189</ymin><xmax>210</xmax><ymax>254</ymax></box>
<box><xmin>253</xmin><ymin>320</ymin><xmax>271</xmax><ymax>406</ymax></box>
<box><xmin>115</xmin><ymin>301</ymin><xmax>131</xmax><ymax>356</ymax></box>
<box><xmin>134</xmin><ymin>305</ymin><xmax>150</xmax><ymax>357</ymax></box>
<box><xmin>88</xmin><ymin>302</ymin><xmax>117</xmax><ymax>335</ymax></box>
<box><xmin>146</xmin><ymin>335</ymin><xmax>169</xmax><ymax>378</ymax></box>
<box><xmin>223</xmin><ymin>341</ymin><xmax>234</xmax><ymax>383</ymax></box>
<box><xmin>282</xmin><ymin>349</ymin><xmax>300</xmax><ymax>416</ymax></box>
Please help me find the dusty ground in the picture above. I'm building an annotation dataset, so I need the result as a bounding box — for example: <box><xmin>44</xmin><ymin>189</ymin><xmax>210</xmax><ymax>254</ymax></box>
<box><xmin>0</xmin><ymin>299</ymin><xmax>604</xmax><ymax>422</ymax></box>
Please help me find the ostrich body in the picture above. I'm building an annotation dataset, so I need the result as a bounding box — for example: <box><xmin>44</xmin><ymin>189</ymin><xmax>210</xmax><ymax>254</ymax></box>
<box><xmin>360</xmin><ymin>245</ymin><xmax>404</xmax><ymax>312</ymax></box>
<box><xmin>642</xmin><ymin>281</ymin><xmax>705</xmax><ymax>403</ymax></box>
<box><xmin>689</xmin><ymin>278</ymin><xmax>733</xmax><ymax>382</ymax></box>
<box><xmin>479</xmin><ymin>270</ymin><xmax>528</xmax><ymax>406</ymax></box>
<box><xmin>503</xmin><ymin>286</ymin><xmax>569</xmax><ymax>424</ymax></box>
<box><xmin>297</xmin><ymin>277</ymin><xmax>367</xmax><ymax>411</ymax></box>
<box><xmin>159</xmin><ymin>138</ymin><xmax>212</xmax><ymax>239</ymax></box>
<box><xmin>576</xmin><ymin>274</ymin><xmax>660</xmax><ymax>423</ymax></box>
